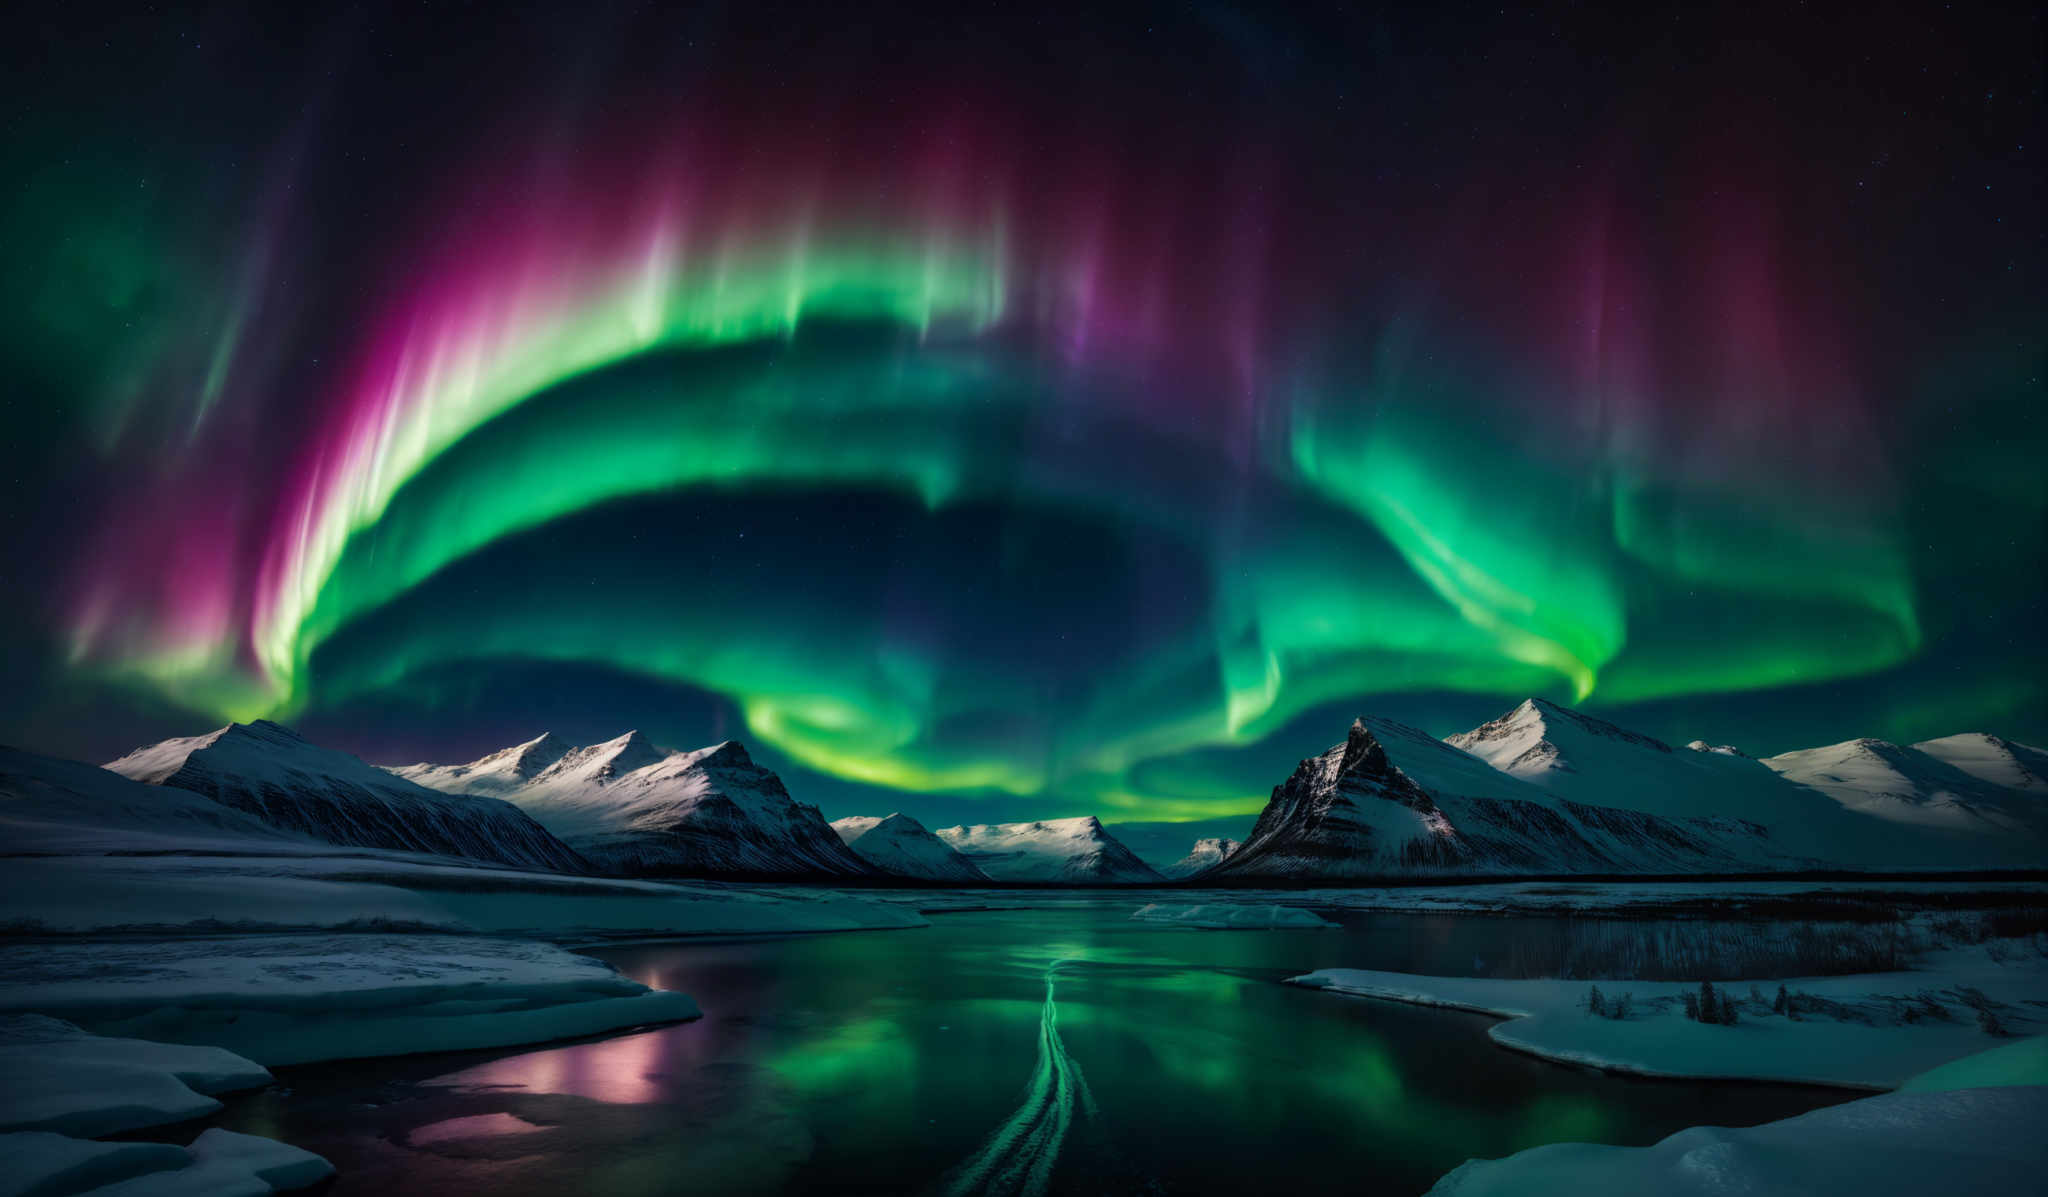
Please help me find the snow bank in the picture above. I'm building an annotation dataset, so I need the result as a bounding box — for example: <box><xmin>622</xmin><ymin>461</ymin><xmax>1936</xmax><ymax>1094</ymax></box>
<box><xmin>1423</xmin><ymin>1084</ymin><xmax>2047</xmax><ymax>1197</ymax></box>
<box><xmin>0</xmin><ymin>1128</ymin><xmax>332</xmax><ymax>1197</ymax></box>
<box><xmin>0</xmin><ymin>935</ymin><xmax>700</xmax><ymax>1067</ymax></box>
<box><xmin>1290</xmin><ymin>948</ymin><xmax>2046</xmax><ymax>1089</ymax></box>
<box><xmin>0</xmin><ymin>1016</ymin><xmax>271</xmax><ymax>1137</ymax></box>
<box><xmin>1131</xmin><ymin>903</ymin><xmax>1336</xmax><ymax>929</ymax></box>
<box><xmin>1899</xmin><ymin>1033</ymin><xmax>2048</xmax><ymax>1092</ymax></box>
<box><xmin>0</xmin><ymin>853</ymin><xmax>923</xmax><ymax>940</ymax></box>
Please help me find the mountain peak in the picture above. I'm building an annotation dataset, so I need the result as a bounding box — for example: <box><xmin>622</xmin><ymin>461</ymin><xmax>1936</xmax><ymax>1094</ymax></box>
<box><xmin>529</xmin><ymin>729</ymin><xmax>668</xmax><ymax>783</ymax></box>
<box><xmin>1337</xmin><ymin>720</ymin><xmax>1394</xmax><ymax>780</ymax></box>
<box><xmin>484</xmin><ymin>732</ymin><xmax>571</xmax><ymax>777</ymax></box>
<box><xmin>1447</xmin><ymin>699</ymin><xmax>1672</xmax><ymax>778</ymax></box>
<box><xmin>690</xmin><ymin>740</ymin><xmax>755</xmax><ymax>769</ymax></box>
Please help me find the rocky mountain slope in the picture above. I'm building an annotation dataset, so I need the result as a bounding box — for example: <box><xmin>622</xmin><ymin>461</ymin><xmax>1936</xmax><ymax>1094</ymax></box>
<box><xmin>1211</xmin><ymin>718</ymin><xmax>1803</xmax><ymax>881</ymax></box>
<box><xmin>395</xmin><ymin>733</ymin><xmax>873</xmax><ymax>879</ymax></box>
<box><xmin>106</xmin><ymin>722</ymin><xmax>587</xmax><ymax>872</ymax></box>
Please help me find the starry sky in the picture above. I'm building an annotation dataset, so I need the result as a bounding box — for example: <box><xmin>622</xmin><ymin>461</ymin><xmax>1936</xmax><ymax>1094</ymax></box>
<box><xmin>2</xmin><ymin>1</ymin><xmax>2041</xmax><ymax>829</ymax></box>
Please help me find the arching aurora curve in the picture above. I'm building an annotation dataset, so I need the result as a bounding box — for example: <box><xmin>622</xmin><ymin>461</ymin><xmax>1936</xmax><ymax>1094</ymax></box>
<box><xmin>61</xmin><ymin>136</ymin><xmax>1938</xmax><ymax>818</ymax></box>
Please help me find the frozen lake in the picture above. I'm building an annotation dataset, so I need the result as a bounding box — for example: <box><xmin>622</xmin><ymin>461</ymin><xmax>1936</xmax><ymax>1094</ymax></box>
<box><xmin>187</xmin><ymin>900</ymin><xmax>1863</xmax><ymax>1194</ymax></box>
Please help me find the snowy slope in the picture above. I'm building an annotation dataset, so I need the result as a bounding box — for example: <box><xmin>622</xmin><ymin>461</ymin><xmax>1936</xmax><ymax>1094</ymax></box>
<box><xmin>1443</xmin><ymin>699</ymin><xmax>1943</xmax><ymax>866</ymax></box>
<box><xmin>391</xmin><ymin>732</ymin><xmax>573</xmax><ymax>796</ymax></box>
<box><xmin>831</xmin><ymin>813</ymin><xmax>989</xmax><ymax>881</ymax></box>
<box><xmin>935</xmin><ymin>816</ymin><xmax>1163</xmax><ymax>883</ymax></box>
<box><xmin>1761</xmin><ymin>737</ymin><xmax>2044</xmax><ymax>837</ymax></box>
<box><xmin>1424</xmin><ymin>1084</ymin><xmax>2045</xmax><ymax>1197</ymax></box>
<box><xmin>1211</xmin><ymin>718</ymin><xmax>1800</xmax><ymax>881</ymax></box>
<box><xmin>104</xmin><ymin>723</ymin><xmax>586</xmax><ymax>872</ymax></box>
<box><xmin>1</xmin><ymin>747</ymin><xmax>304</xmax><ymax>856</ymax></box>
<box><xmin>1168</xmin><ymin>837</ymin><xmax>1240</xmax><ymax>878</ymax></box>
<box><xmin>396</xmin><ymin>733</ymin><xmax>875</xmax><ymax>879</ymax></box>
<box><xmin>1911</xmin><ymin>733</ymin><xmax>2048</xmax><ymax>795</ymax></box>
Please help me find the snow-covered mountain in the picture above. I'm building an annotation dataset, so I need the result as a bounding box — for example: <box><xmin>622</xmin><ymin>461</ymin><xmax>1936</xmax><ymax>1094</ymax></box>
<box><xmin>831</xmin><ymin>813</ymin><xmax>990</xmax><ymax>882</ymax></box>
<box><xmin>1211</xmin><ymin>717</ymin><xmax>1801</xmax><ymax>881</ymax></box>
<box><xmin>105</xmin><ymin>721</ymin><xmax>587</xmax><ymax>872</ymax></box>
<box><xmin>1169</xmin><ymin>837</ymin><xmax>1240</xmax><ymax>878</ymax></box>
<box><xmin>1760</xmin><ymin>738</ymin><xmax>2045</xmax><ymax>837</ymax></box>
<box><xmin>2</xmin><ymin>745</ymin><xmax>306</xmax><ymax>856</ymax></box>
<box><xmin>393</xmin><ymin>732</ymin><xmax>875</xmax><ymax>879</ymax></box>
<box><xmin>392</xmin><ymin>732</ymin><xmax>574</xmax><ymax>796</ymax></box>
<box><xmin>1910</xmin><ymin>734</ymin><xmax>2048</xmax><ymax>796</ymax></box>
<box><xmin>935</xmin><ymin>816</ymin><xmax>1163</xmax><ymax>883</ymax></box>
<box><xmin>1443</xmin><ymin>698</ymin><xmax>1926</xmax><ymax>865</ymax></box>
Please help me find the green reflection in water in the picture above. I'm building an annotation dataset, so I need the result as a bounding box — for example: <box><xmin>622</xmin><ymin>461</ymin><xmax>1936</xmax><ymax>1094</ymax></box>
<box><xmin>939</xmin><ymin>958</ymin><xmax>1096</xmax><ymax>1197</ymax></box>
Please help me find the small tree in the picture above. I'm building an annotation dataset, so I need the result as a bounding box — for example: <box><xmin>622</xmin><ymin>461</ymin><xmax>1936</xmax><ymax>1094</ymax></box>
<box><xmin>1720</xmin><ymin>994</ymin><xmax>1740</xmax><ymax>1026</ymax></box>
<box><xmin>1588</xmin><ymin>985</ymin><xmax>1605</xmax><ymax>1017</ymax></box>
<box><xmin>1979</xmin><ymin>1009</ymin><xmax>2007</xmax><ymax>1037</ymax></box>
<box><xmin>1612</xmin><ymin>992</ymin><xmax>1631</xmax><ymax>1020</ymax></box>
<box><xmin>1698</xmin><ymin>980</ymin><xmax>1719</xmax><ymax>1025</ymax></box>
<box><xmin>1683</xmin><ymin>990</ymin><xmax>1701</xmax><ymax>1022</ymax></box>
<box><xmin>1773</xmin><ymin>985</ymin><xmax>1789</xmax><ymax>1015</ymax></box>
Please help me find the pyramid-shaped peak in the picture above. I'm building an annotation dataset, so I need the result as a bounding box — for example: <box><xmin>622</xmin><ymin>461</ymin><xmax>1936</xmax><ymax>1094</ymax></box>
<box><xmin>1338</xmin><ymin>719</ymin><xmax>1392</xmax><ymax>775</ymax></box>
<box><xmin>594</xmin><ymin>729</ymin><xmax>666</xmax><ymax>767</ymax></box>
<box><xmin>690</xmin><ymin>740</ymin><xmax>756</xmax><ymax>769</ymax></box>
<box><xmin>1456</xmin><ymin>698</ymin><xmax>1672</xmax><ymax>755</ymax></box>
<box><xmin>485</xmin><ymin>731</ymin><xmax>571</xmax><ymax>775</ymax></box>
<box><xmin>530</xmin><ymin>729</ymin><xmax>668</xmax><ymax>782</ymax></box>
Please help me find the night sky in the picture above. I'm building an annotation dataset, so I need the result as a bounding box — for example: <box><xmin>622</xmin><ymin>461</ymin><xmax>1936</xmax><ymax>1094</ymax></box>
<box><xmin>3</xmin><ymin>1</ymin><xmax>2041</xmax><ymax>828</ymax></box>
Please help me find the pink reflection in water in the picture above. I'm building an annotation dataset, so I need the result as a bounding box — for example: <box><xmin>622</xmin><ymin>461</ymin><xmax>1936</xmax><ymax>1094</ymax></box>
<box><xmin>409</xmin><ymin>1112</ymin><xmax>547</xmax><ymax>1145</ymax></box>
<box><xmin>428</xmin><ymin>1026</ymin><xmax>706</xmax><ymax>1105</ymax></box>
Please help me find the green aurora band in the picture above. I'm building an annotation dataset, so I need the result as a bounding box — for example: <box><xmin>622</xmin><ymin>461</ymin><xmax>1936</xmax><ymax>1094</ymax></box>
<box><xmin>41</xmin><ymin>158</ymin><xmax>2040</xmax><ymax>820</ymax></box>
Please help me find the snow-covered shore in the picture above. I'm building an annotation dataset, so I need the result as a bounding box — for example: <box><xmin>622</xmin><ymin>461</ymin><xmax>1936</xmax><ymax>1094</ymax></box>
<box><xmin>1423</xmin><ymin>1038</ymin><xmax>2048</xmax><ymax>1196</ymax></box>
<box><xmin>0</xmin><ymin>1017</ymin><xmax>335</xmax><ymax>1197</ymax></box>
<box><xmin>2</xmin><ymin>1128</ymin><xmax>335</xmax><ymax>1197</ymax></box>
<box><xmin>0</xmin><ymin>752</ymin><xmax>926</xmax><ymax>1192</ymax></box>
<box><xmin>0</xmin><ymin>935</ymin><xmax>701</xmax><ymax>1067</ymax></box>
<box><xmin>1290</xmin><ymin>945</ymin><xmax>2045</xmax><ymax>1089</ymax></box>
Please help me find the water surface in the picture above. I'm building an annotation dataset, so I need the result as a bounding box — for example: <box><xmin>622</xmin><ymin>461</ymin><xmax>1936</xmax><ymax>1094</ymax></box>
<box><xmin>205</xmin><ymin>901</ymin><xmax>1857</xmax><ymax>1194</ymax></box>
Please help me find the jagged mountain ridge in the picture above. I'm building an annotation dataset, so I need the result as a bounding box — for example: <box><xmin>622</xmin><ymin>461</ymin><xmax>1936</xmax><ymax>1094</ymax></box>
<box><xmin>831</xmin><ymin>813</ymin><xmax>990</xmax><ymax>882</ymax></box>
<box><xmin>936</xmin><ymin>816</ymin><xmax>1163</xmax><ymax>883</ymax></box>
<box><xmin>394</xmin><ymin>732</ymin><xmax>875</xmax><ymax>879</ymax></box>
<box><xmin>1212</xmin><ymin>717</ymin><xmax>1802</xmax><ymax>881</ymax></box>
<box><xmin>105</xmin><ymin>721</ymin><xmax>587</xmax><ymax>872</ymax></box>
<box><xmin>1441</xmin><ymin>698</ymin><xmax>1951</xmax><ymax>865</ymax></box>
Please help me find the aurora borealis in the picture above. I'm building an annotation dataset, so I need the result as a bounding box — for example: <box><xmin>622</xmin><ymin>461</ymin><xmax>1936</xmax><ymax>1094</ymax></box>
<box><xmin>4</xmin><ymin>1</ymin><xmax>2041</xmax><ymax>825</ymax></box>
